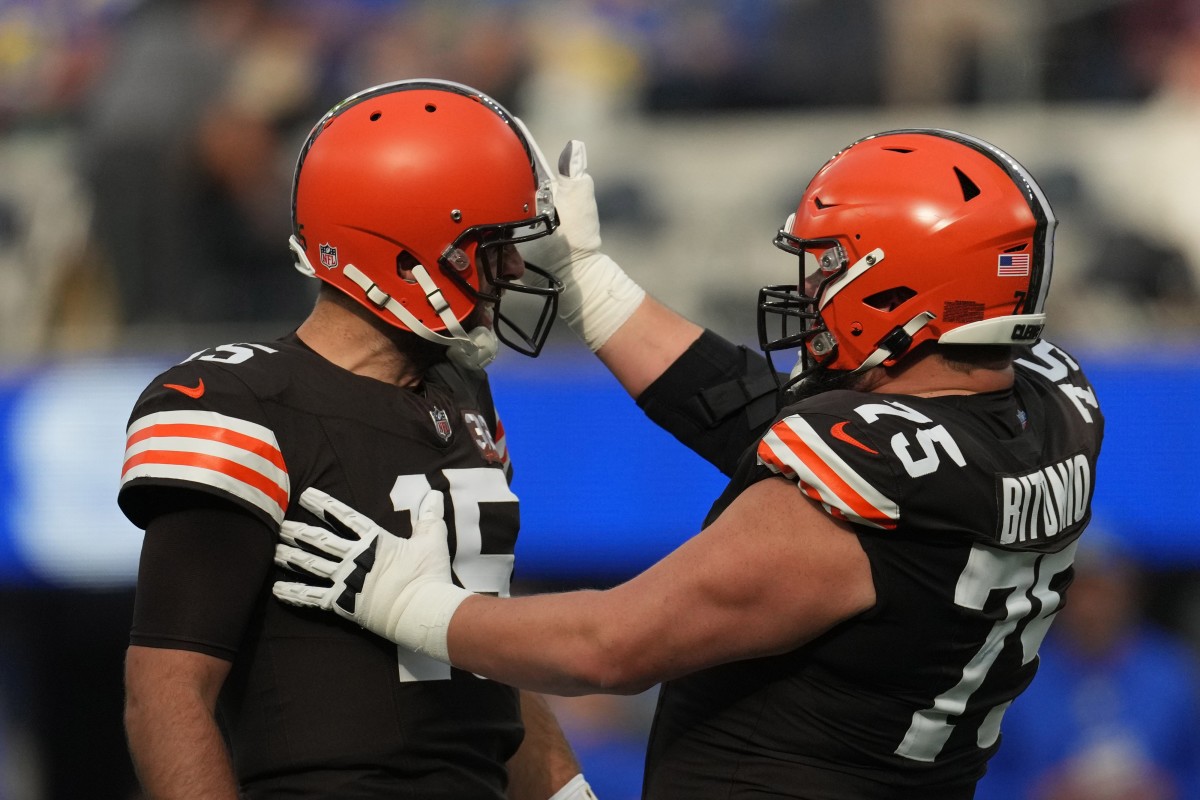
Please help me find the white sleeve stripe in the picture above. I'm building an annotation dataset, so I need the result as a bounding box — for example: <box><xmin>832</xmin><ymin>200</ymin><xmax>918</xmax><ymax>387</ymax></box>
<box><xmin>761</xmin><ymin>430</ymin><xmax>892</xmax><ymax>528</ymax></box>
<box><xmin>758</xmin><ymin>426</ymin><xmax>798</xmax><ymax>478</ymax></box>
<box><xmin>782</xmin><ymin>416</ymin><xmax>897</xmax><ymax>510</ymax></box>
<box><xmin>123</xmin><ymin>435</ymin><xmax>288</xmax><ymax>490</ymax></box>
<box><xmin>121</xmin><ymin>463</ymin><xmax>286</xmax><ymax>525</ymax></box>
<box><xmin>127</xmin><ymin>409</ymin><xmax>278</xmax><ymax>444</ymax></box>
<box><xmin>759</xmin><ymin>417</ymin><xmax>899</xmax><ymax>528</ymax></box>
<box><xmin>495</xmin><ymin>435</ymin><xmax>510</xmax><ymax>469</ymax></box>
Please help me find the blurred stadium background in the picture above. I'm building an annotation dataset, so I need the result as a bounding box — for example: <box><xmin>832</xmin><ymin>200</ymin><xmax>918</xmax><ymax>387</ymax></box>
<box><xmin>2</xmin><ymin>0</ymin><xmax>1200</xmax><ymax>797</ymax></box>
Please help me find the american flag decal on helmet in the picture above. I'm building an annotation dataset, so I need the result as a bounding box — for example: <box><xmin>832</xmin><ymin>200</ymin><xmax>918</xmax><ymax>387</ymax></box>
<box><xmin>121</xmin><ymin>410</ymin><xmax>290</xmax><ymax>524</ymax></box>
<box><xmin>997</xmin><ymin>253</ymin><xmax>1030</xmax><ymax>277</ymax></box>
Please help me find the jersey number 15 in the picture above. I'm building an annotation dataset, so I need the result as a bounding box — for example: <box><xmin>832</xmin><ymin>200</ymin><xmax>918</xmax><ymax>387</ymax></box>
<box><xmin>389</xmin><ymin>467</ymin><xmax>517</xmax><ymax>682</ymax></box>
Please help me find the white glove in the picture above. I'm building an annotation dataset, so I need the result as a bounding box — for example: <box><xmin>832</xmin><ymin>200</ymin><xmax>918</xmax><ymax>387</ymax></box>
<box><xmin>547</xmin><ymin>774</ymin><xmax>599</xmax><ymax>800</ymax></box>
<box><xmin>273</xmin><ymin>487</ymin><xmax>471</xmax><ymax>663</ymax></box>
<box><xmin>515</xmin><ymin>128</ymin><xmax>645</xmax><ymax>351</ymax></box>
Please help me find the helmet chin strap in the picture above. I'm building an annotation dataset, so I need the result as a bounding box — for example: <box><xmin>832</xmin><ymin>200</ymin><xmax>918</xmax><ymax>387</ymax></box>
<box><xmin>851</xmin><ymin>311</ymin><xmax>936</xmax><ymax>374</ymax></box>
<box><xmin>805</xmin><ymin>247</ymin><xmax>936</xmax><ymax>375</ymax></box>
<box><xmin>408</xmin><ymin>264</ymin><xmax>499</xmax><ymax>370</ymax></box>
<box><xmin>786</xmin><ymin>247</ymin><xmax>890</xmax><ymax>382</ymax></box>
<box><xmin>789</xmin><ymin>310</ymin><xmax>935</xmax><ymax>382</ymax></box>
<box><xmin>309</xmin><ymin>255</ymin><xmax>496</xmax><ymax>371</ymax></box>
<box><xmin>291</xmin><ymin>235</ymin><xmax>318</xmax><ymax>278</ymax></box>
<box><xmin>291</xmin><ymin>237</ymin><xmax>498</xmax><ymax>369</ymax></box>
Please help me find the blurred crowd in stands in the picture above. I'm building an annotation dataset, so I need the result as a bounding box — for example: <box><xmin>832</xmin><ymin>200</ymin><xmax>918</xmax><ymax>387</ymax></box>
<box><xmin>0</xmin><ymin>0</ymin><xmax>1199</xmax><ymax>357</ymax></box>
<box><xmin>2</xmin><ymin>1</ymin><xmax>1200</xmax><ymax>799</ymax></box>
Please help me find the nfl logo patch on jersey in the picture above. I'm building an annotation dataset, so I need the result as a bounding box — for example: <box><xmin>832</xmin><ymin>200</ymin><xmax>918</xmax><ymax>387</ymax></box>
<box><xmin>319</xmin><ymin>243</ymin><xmax>338</xmax><ymax>269</ymax></box>
<box><xmin>429</xmin><ymin>406</ymin><xmax>453</xmax><ymax>441</ymax></box>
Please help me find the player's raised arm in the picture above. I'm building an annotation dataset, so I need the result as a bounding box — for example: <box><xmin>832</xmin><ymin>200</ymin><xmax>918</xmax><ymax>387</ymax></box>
<box><xmin>515</xmin><ymin>136</ymin><xmax>704</xmax><ymax>398</ymax></box>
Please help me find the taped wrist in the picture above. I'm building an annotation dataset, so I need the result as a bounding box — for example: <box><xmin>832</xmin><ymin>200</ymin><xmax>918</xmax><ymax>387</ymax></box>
<box><xmin>547</xmin><ymin>774</ymin><xmax>599</xmax><ymax>800</ymax></box>
<box><xmin>394</xmin><ymin>582</ymin><xmax>472</xmax><ymax>664</ymax></box>
<box><xmin>559</xmin><ymin>253</ymin><xmax>645</xmax><ymax>352</ymax></box>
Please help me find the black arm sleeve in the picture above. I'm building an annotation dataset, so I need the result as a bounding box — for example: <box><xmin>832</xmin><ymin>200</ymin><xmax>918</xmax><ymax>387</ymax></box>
<box><xmin>636</xmin><ymin>329</ymin><xmax>783</xmax><ymax>476</ymax></box>
<box><xmin>130</xmin><ymin>504</ymin><xmax>275</xmax><ymax>661</ymax></box>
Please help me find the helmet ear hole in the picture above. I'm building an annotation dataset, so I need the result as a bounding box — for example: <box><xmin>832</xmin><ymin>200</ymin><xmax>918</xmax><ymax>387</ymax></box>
<box><xmin>863</xmin><ymin>286</ymin><xmax>916</xmax><ymax>311</ymax></box>
<box><xmin>396</xmin><ymin>250</ymin><xmax>422</xmax><ymax>283</ymax></box>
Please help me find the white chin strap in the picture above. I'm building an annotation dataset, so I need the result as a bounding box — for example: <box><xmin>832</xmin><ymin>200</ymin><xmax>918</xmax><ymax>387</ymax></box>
<box><xmin>788</xmin><ymin>247</ymin><xmax>889</xmax><ymax>380</ymax></box>
<box><xmin>349</xmin><ymin>263</ymin><xmax>498</xmax><ymax>370</ymax></box>
<box><xmin>791</xmin><ymin>309</ymin><xmax>935</xmax><ymax>381</ymax></box>
<box><xmin>819</xmin><ymin>248</ymin><xmax>885</xmax><ymax>309</ymax></box>
<box><xmin>291</xmin><ymin>237</ymin><xmax>497</xmax><ymax>370</ymax></box>
<box><xmin>788</xmin><ymin>248</ymin><xmax>938</xmax><ymax>378</ymax></box>
<box><xmin>852</xmin><ymin>310</ymin><xmax>936</xmax><ymax>374</ymax></box>
<box><xmin>820</xmin><ymin>247</ymin><xmax>936</xmax><ymax>374</ymax></box>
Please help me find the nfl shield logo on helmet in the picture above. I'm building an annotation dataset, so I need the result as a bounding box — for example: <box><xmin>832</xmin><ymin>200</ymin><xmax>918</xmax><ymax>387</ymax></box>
<box><xmin>429</xmin><ymin>407</ymin><xmax>453</xmax><ymax>441</ymax></box>
<box><xmin>319</xmin><ymin>243</ymin><xmax>338</xmax><ymax>269</ymax></box>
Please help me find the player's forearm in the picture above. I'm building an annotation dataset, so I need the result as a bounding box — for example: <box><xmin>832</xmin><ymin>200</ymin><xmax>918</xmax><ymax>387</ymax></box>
<box><xmin>124</xmin><ymin>647</ymin><xmax>239</xmax><ymax>799</ymax></box>
<box><xmin>595</xmin><ymin>294</ymin><xmax>704</xmax><ymax>399</ymax></box>
<box><xmin>506</xmin><ymin>692</ymin><xmax>584</xmax><ymax>800</ymax></box>
<box><xmin>448</xmin><ymin>591</ymin><xmax>659</xmax><ymax>696</ymax></box>
<box><xmin>125</xmin><ymin>694</ymin><xmax>239</xmax><ymax>799</ymax></box>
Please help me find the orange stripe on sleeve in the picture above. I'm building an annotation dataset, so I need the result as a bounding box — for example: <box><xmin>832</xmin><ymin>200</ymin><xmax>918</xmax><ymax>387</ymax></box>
<box><xmin>126</xmin><ymin>422</ymin><xmax>285</xmax><ymax>470</ymax></box>
<box><xmin>756</xmin><ymin>439</ymin><xmax>796</xmax><ymax>478</ymax></box>
<box><xmin>121</xmin><ymin>449</ymin><xmax>288</xmax><ymax>512</ymax></box>
<box><xmin>770</xmin><ymin>422</ymin><xmax>895</xmax><ymax>528</ymax></box>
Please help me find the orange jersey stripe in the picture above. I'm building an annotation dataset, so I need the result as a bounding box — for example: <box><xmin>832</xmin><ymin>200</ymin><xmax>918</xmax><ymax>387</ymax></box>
<box><xmin>756</xmin><ymin>441</ymin><xmax>794</xmax><ymax>477</ymax></box>
<box><xmin>126</xmin><ymin>422</ymin><xmax>285</xmax><ymax>471</ymax></box>
<box><xmin>122</xmin><ymin>449</ymin><xmax>288</xmax><ymax>511</ymax></box>
<box><xmin>768</xmin><ymin>422</ymin><xmax>895</xmax><ymax>528</ymax></box>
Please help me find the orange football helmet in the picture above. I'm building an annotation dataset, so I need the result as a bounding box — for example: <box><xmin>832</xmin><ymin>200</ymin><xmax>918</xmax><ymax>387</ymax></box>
<box><xmin>759</xmin><ymin>129</ymin><xmax>1055</xmax><ymax>385</ymax></box>
<box><xmin>290</xmin><ymin>79</ymin><xmax>560</xmax><ymax>368</ymax></box>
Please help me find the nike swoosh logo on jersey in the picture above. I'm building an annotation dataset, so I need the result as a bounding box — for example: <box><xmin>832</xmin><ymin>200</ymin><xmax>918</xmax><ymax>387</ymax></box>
<box><xmin>830</xmin><ymin>420</ymin><xmax>878</xmax><ymax>454</ymax></box>
<box><xmin>164</xmin><ymin>379</ymin><xmax>205</xmax><ymax>399</ymax></box>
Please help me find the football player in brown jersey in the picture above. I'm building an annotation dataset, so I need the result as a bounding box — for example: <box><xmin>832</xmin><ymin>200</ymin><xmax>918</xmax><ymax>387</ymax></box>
<box><xmin>120</xmin><ymin>80</ymin><xmax>598</xmax><ymax>800</ymax></box>
<box><xmin>274</xmin><ymin>129</ymin><xmax>1102</xmax><ymax>800</ymax></box>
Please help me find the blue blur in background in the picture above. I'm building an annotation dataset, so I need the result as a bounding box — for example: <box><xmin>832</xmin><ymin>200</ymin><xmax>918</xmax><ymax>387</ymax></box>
<box><xmin>0</xmin><ymin>344</ymin><xmax>1192</xmax><ymax>586</ymax></box>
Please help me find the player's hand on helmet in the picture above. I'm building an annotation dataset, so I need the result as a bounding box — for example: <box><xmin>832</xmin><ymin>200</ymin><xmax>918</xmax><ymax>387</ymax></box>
<box><xmin>273</xmin><ymin>487</ymin><xmax>471</xmax><ymax>662</ymax></box>
<box><xmin>519</xmin><ymin>138</ymin><xmax>602</xmax><ymax>274</ymax></box>
<box><xmin>512</xmin><ymin>124</ymin><xmax>645</xmax><ymax>352</ymax></box>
